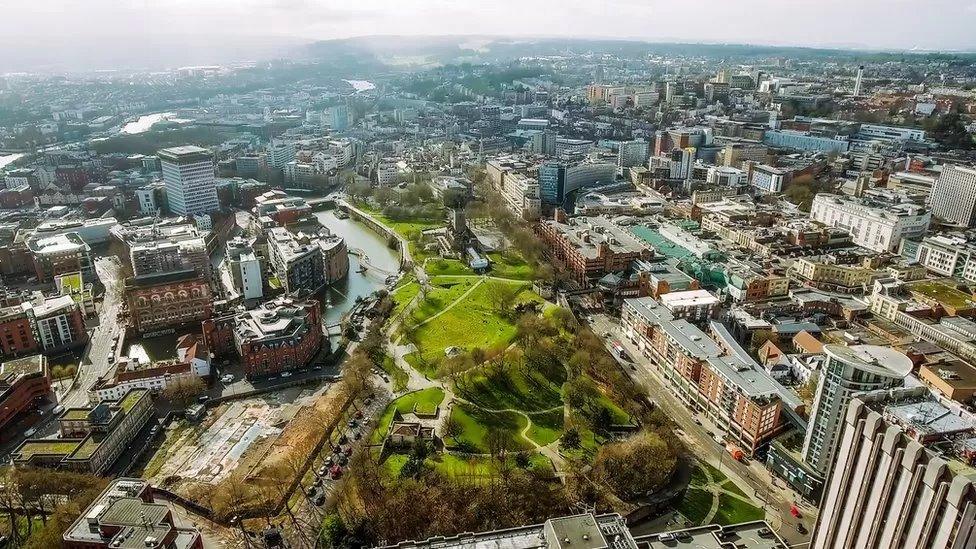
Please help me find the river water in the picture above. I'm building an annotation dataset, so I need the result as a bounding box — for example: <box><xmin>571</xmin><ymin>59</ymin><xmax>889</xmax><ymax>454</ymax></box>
<box><xmin>314</xmin><ymin>209</ymin><xmax>400</xmax><ymax>327</ymax></box>
<box><xmin>344</xmin><ymin>80</ymin><xmax>376</xmax><ymax>92</ymax></box>
<box><xmin>0</xmin><ymin>152</ymin><xmax>25</xmax><ymax>170</ymax></box>
<box><xmin>120</xmin><ymin>112</ymin><xmax>191</xmax><ymax>134</ymax></box>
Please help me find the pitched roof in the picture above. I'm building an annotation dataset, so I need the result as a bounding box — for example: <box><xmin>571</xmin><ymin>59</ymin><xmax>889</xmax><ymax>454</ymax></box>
<box><xmin>793</xmin><ymin>330</ymin><xmax>824</xmax><ymax>354</ymax></box>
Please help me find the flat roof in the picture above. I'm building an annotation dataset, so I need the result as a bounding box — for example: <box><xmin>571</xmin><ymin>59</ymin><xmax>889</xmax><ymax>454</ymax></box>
<box><xmin>660</xmin><ymin>289</ymin><xmax>719</xmax><ymax>309</ymax></box>
<box><xmin>824</xmin><ymin>344</ymin><xmax>914</xmax><ymax>378</ymax></box>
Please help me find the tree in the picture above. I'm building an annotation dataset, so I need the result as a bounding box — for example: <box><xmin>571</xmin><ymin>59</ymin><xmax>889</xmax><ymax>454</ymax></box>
<box><xmin>485</xmin><ymin>430</ymin><xmax>510</xmax><ymax>461</ymax></box>
<box><xmin>487</xmin><ymin>282</ymin><xmax>520</xmax><ymax>317</ymax></box>
<box><xmin>160</xmin><ymin>376</ymin><xmax>207</xmax><ymax>407</ymax></box>
<box><xmin>592</xmin><ymin>431</ymin><xmax>678</xmax><ymax>501</ymax></box>
<box><xmin>442</xmin><ymin>415</ymin><xmax>463</xmax><ymax>441</ymax></box>
<box><xmin>561</xmin><ymin>427</ymin><xmax>582</xmax><ymax>449</ymax></box>
<box><xmin>320</xmin><ymin>513</ymin><xmax>349</xmax><ymax>548</ymax></box>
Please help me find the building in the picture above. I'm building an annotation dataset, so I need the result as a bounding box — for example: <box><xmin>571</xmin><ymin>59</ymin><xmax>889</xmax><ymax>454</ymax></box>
<box><xmin>29</xmin><ymin>294</ymin><xmax>88</xmax><ymax>353</ymax></box>
<box><xmin>63</xmin><ymin>478</ymin><xmax>203</xmax><ymax>549</ymax></box>
<box><xmin>134</xmin><ymin>186</ymin><xmax>159</xmax><ymax>215</ymax></box>
<box><xmin>0</xmin><ymin>306</ymin><xmax>39</xmax><ymax>358</ymax></box>
<box><xmin>811</xmin><ymin>387</ymin><xmax>976</xmax><ymax>549</ymax></box>
<box><xmin>225</xmin><ymin>238</ymin><xmax>264</xmax><ymax>301</ymax></box>
<box><xmin>536</xmin><ymin>214</ymin><xmax>650</xmax><ymax>284</ymax></box>
<box><xmin>0</xmin><ymin>355</ymin><xmax>50</xmax><ymax>437</ymax></box>
<box><xmin>721</xmin><ymin>143</ymin><xmax>768</xmax><ymax>168</ymax></box>
<box><xmin>31</xmin><ymin>217</ymin><xmax>117</xmax><ymax>245</ymax></box>
<box><xmin>267</xmin><ymin>227</ymin><xmax>348</xmax><ymax>293</ymax></box>
<box><xmin>749</xmin><ymin>164</ymin><xmax>789</xmax><ymax>193</ymax></box>
<box><xmin>706</xmin><ymin>165</ymin><xmax>747</xmax><ymax>187</ymax></box>
<box><xmin>329</xmin><ymin>104</ymin><xmax>349</xmax><ymax>131</ymax></box>
<box><xmin>91</xmin><ymin>334</ymin><xmax>210</xmax><ymax>402</ymax></box>
<box><xmin>918</xmin><ymin>358</ymin><xmax>976</xmax><ymax>404</ymax></box>
<box><xmin>267</xmin><ymin>140</ymin><xmax>297</xmax><ymax>170</ymax></box>
<box><xmin>25</xmin><ymin>232</ymin><xmax>93</xmax><ymax>283</ymax></box>
<box><xmin>554</xmin><ymin>138</ymin><xmax>593</xmax><ymax>157</ymax></box>
<box><xmin>129</xmin><ymin>237</ymin><xmax>210</xmax><ymax>278</ymax></box>
<box><xmin>763</xmin><ymin>130</ymin><xmax>850</xmax><ymax>153</ymax></box>
<box><xmin>801</xmin><ymin>344</ymin><xmax>912</xmax><ymax>476</ymax></box>
<box><xmin>659</xmin><ymin>289</ymin><xmax>720</xmax><ymax>322</ymax></box>
<box><xmin>810</xmin><ymin>193</ymin><xmax>931</xmax><ymax>253</ymax></box>
<box><xmin>621</xmin><ymin>298</ymin><xmax>792</xmax><ymax>455</ymax></box>
<box><xmin>202</xmin><ymin>294</ymin><xmax>324</xmax><ymax>378</ymax></box>
<box><xmin>930</xmin><ymin>164</ymin><xmax>976</xmax><ymax>227</ymax></box>
<box><xmin>538</xmin><ymin>161</ymin><xmax>616</xmax><ymax>206</ymax></box>
<box><xmin>159</xmin><ymin>145</ymin><xmax>219</xmax><ymax>216</ymax></box>
<box><xmin>914</xmin><ymin>233</ymin><xmax>976</xmax><ymax>282</ymax></box>
<box><xmin>252</xmin><ymin>190</ymin><xmax>312</xmax><ymax>225</ymax></box>
<box><xmin>124</xmin><ymin>270</ymin><xmax>213</xmax><ymax>334</ymax></box>
<box><xmin>11</xmin><ymin>388</ymin><xmax>153</xmax><ymax>475</ymax></box>
<box><xmin>379</xmin><ymin>512</ymin><xmax>786</xmax><ymax>549</ymax></box>
<box><xmin>617</xmin><ymin>139</ymin><xmax>649</xmax><ymax>168</ymax></box>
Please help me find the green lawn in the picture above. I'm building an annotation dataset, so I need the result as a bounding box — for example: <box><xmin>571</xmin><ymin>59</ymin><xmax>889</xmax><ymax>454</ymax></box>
<box><xmin>455</xmin><ymin>364</ymin><xmax>565</xmax><ymax>413</ymax></box>
<box><xmin>592</xmin><ymin>390</ymin><xmax>632</xmax><ymax>426</ymax></box>
<box><xmin>371</xmin><ymin>388</ymin><xmax>446</xmax><ymax>443</ymax></box>
<box><xmin>382</xmin><ymin>450</ymin><xmax>554</xmax><ymax>481</ymax></box>
<box><xmin>446</xmin><ymin>402</ymin><xmax>532</xmax><ymax>453</ymax></box>
<box><xmin>381</xmin><ymin>356</ymin><xmax>409</xmax><ymax>393</ymax></box>
<box><xmin>390</xmin><ymin>280</ymin><xmax>421</xmax><ymax>319</ymax></box>
<box><xmin>677</xmin><ymin>488</ymin><xmax>713</xmax><ymax>525</ymax></box>
<box><xmin>487</xmin><ymin>251</ymin><xmax>535</xmax><ymax>280</ymax></box>
<box><xmin>701</xmin><ymin>461</ymin><xmax>728</xmax><ymax>484</ymax></box>
<box><xmin>721</xmin><ymin>480</ymin><xmax>748</xmax><ymax>498</ymax></box>
<box><xmin>713</xmin><ymin>494</ymin><xmax>765</xmax><ymax>525</ymax></box>
<box><xmin>410</xmin><ymin>280</ymin><xmax>537</xmax><ymax>366</ymax></box>
<box><xmin>409</xmin><ymin>278</ymin><xmax>479</xmax><ymax>324</ymax></box>
<box><xmin>525</xmin><ymin>408</ymin><xmax>565</xmax><ymax>446</ymax></box>
<box><xmin>426</xmin><ymin>258</ymin><xmax>473</xmax><ymax>276</ymax></box>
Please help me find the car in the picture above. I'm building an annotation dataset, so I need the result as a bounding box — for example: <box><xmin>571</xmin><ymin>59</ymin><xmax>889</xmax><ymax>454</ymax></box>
<box><xmin>317</xmin><ymin>466</ymin><xmax>327</xmax><ymax>477</ymax></box>
<box><xmin>324</xmin><ymin>456</ymin><xmax>333</xmax><ymax>466</ymax></box>
<box><xmin>364</xmin><ymin>397</ymin><xmax>372</xmax><ymax>405</ymax></box>
<box><xmin>23</xmin><ymin>428</ymin><xmax>36</xmax><ymax>437</ymax></box>
<box><xmin>312</xmin><ymin>477</ymin><xmax>322</xmax><ymax>487</ymax></box>
<box><xmin>354</xmin><ymin>410</ymin><xmax>363</xmax><ymax>419</ymax></box>
<box><xmin>657</xmin><ymin>533</ymin><xmax>674</xmax><ymax>542</ymax></box>
<box><xmin>108</xmin><ymin>356</ymin><xmax>115</xmax><ymax>364</ymax></box>
<box><xmin>314</xmin><ymin>494</ymin><xmax>326</xmax><ymax>506</ymax></box>
<box><xmin>312</xmin><ymin>366</ymin><xmax>322</xmax><ymax>371</ymax></box>
<box><xmin>693</xmin><ymin>418</ymin><xmax>702</xmax><ymax>426</ymax></box>
<box><xmin>757</xmin><ymin>528</ymin><xmax>772</xmax><ymax>537</ymax></box>
<box><xmin>281</xmin><ymin>371</ymin><xmax>292</xmax><ymax>378</ymax></box>
<box><xmin>52</xmin><ymin>405</ymin><xmax>64</xmax><ymax>415</ymax></box>
<box><xmin>796</xmin><ymin>523</ymin><xmax>808</xmax><ymax>535</ymax></box>
<box><xmin>198</xmin><ymin>396</ymin><xmax>210</xmax><ymax>403</ymax></box>
<box><xmin>150</xmin><ymin>426</ymin><xmax>160</xmax><ymax>436</ymax></box>
<box><xmin>586</xmin><ymin>315</ymin><xmax>594</xmax><ymax>323</ymax></box>
<box><xmin>307</xmin><ymin>487</ymin><xmax>319</xmax><ymax>500</ymax></box>
<box><xmin>353</xmin><ymin>431</ymin><xmax>362</xmax><ymax>440</ymax></box>
<box><xmin>338</xmin><ymin>434</ymin><xmax>348</xmax><ymax>444</ymax></box>
<box><xmin>347</xmin><ymin>419</ymin><xmax>358</xmax><ymax>428</ymax></box>
<box><xmin>343</xmin><ymin>447</ymin><xmax>353</xmax><ymax>457</ymax></box>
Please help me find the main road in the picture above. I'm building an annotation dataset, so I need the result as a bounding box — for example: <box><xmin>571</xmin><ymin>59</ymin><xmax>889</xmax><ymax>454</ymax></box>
<box><xmin>59</xmin><ymin>256</ymin><xmax>126</xmax><ymax>408</ymax></box>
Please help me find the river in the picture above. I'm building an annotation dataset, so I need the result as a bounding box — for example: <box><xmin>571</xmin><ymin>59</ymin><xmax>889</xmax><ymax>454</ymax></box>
<box><xmin>314</xmin><ymin>209</ymin><xmax>400</xmax><ymax>328</ymax></box>
<box><xmin>0</xmin><ymin>152</ymin><xmax>25</xmax><ymax>170</ymax></box>
<box><xmin>344</xmin><ymin>79</ymin><xmax>376</xmax><ymax>92</ymax></box>
<box><xmin>120</xmin><ymin>112</ymin><xmax>191</xmax><ymax>134</ymax></box>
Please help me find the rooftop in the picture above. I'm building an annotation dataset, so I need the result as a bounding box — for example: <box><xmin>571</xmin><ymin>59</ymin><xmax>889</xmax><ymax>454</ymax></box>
<box><xmin>660</xmin><ymin>289</ymin><xmax>720</xmax><ymax>310</ymax></box>
<box><xmin>824</xmin><ymin>344</ymin><xmax>914</xmax><ymax>378</ymax></box>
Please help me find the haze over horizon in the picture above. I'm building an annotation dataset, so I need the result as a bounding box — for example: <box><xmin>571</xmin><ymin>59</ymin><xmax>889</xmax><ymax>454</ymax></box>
<box><xmin>3</xmin><ymin>0</ymin><xmax>976</xmax><ymax>72</ymax></box>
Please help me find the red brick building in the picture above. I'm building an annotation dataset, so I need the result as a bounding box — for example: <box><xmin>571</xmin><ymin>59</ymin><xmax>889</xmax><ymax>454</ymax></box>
<box><xmin>0</xmin><ymin>307</ymin><xmax>40</xmax><ymax>357</ymax></box>
<box><xmin>124</xmin><ymin>270</ymin><xmax>213</xmax><ymax>334</ymax></box>
<box><xmin>536</xmin><ymin>212</ymin><xmax>650</xmax><ymax>284</ymax></box>
<box><xmin>203</xmin><ymin>293</ymin><xmax>324</xmax><ymax>378</ymax></box>
<box><xmin>0</xmin><ymin>355</ymin><xmax>50</xmax><ymax>438</ymax></box>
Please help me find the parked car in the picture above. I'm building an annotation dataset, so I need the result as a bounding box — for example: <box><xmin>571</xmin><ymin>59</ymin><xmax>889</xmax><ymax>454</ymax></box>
<box><xmin>314</xmin><ymin>494</ymin><xmax>326</xmax><ymax>506</ymax></box>
<box><xmin>51</xmin><ymin>405</ymin><xmax>64</xmax><ymax>415</ymax></box>
<box><xmin>281</xmin><ymin>371</ymin><xmax>292</xmax><ymax>378</ymax></box>
<box><xmin>23</xmin><ymin>428</ymin><xmax>36</xmax><ymax>438</ymax></box>
<box><xmin>317</xmin><ymin>466</ymin><xmax>327</xmax><ymax>477</ymax></box>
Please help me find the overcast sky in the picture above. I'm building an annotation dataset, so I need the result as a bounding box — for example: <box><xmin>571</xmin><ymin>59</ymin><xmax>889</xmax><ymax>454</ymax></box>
<box><xmin>2</xmin><ymin>0</ymin><xmax>976</xmax><ymax>60</ymax></box>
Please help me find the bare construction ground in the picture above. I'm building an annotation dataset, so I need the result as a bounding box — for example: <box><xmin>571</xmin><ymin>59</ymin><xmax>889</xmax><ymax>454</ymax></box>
<box><xmin>149</xmin><ymin>381</ymin><xmax>353</xmax><ymax>518</ymax></box>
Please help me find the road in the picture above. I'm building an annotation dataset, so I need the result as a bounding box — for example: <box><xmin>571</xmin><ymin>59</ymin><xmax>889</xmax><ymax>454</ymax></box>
<box><xmin>588</xmin><ymin>313</ymin><xmax>814</xmax><ymax>547</ymax></box>
<box><xmin>59</xmin><ymin>256</ymin><xmax>126</xmax><ymax>408</ymax></box>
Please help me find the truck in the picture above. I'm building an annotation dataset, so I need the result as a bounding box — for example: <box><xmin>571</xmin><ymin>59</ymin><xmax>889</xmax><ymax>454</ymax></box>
<box><xmin>726</xmin><ymin>442</ymin><xmax>745</xmax><ymax>462</ymax></box>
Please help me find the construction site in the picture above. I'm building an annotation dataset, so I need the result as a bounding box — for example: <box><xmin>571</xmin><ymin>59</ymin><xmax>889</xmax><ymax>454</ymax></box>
<box><xmin>146</xmin><ymin>381</ymin><xmax>353</xmax><ymax>519</ymax></box>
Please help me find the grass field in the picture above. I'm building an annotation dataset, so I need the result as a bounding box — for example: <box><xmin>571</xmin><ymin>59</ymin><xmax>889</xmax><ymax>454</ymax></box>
<box><xmin>382</xmin><ymin>449</ymin><xmax>553</xmax><ymax>480</ymax></box>
<box><xmin>426</xmin><ymin>258</ymin><xmax>472</xmax><ymax>276</ymax></box>
<box><xmin>713</xmin><ymin>494</ymin><xmax>764</xmax><ymax>525</ymax></box>
<box><xmin>372</xmin><ymin>388</ymin><xmax>446</xmax><ymax>443</ymax></box>
<box><xmin>381</xmin><ymin>356</ymin><xmax>409</xmax><ymax>393</ymax></box>
<box><xmin>409</xmin><ymin>278</ymin><xmax>480</xmax><ymax>325</ymax></box>
<box><xmin>455</xmin><ymin>364</ymin><xmax>565</xmax><ymax>412</ymax></box>
<box><xmin>524</xmin><ymin>409</ymin><xmax>565</xmax><ymax>446</ymax></box>
<box><xmin>677</xmin><ymin>488</ymin><xmax>713</xmax><ymax>524</ymax></box>
<box><xmin>487</xmin><ymin>251</ymin><xmax>535</xmax><ymax>280</ymax></box>
<box><xmin>410</xmin><ymin>280</ymin><xmax>537</xmax><ymax>366</ymax></box>
<box><xmin>447</xmin><ymin>402</ymin><xmax>532</xmax><ymax>453</ymax></box>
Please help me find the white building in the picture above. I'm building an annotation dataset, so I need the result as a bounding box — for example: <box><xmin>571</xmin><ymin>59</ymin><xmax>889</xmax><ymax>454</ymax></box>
<box><xmin>706</xmin><ymin>165</ymin><xmax>746</xmax><ymax>187</ymax></box>
<box><xmin>134</xmin><ymin>187</ymin><xmax>158</xmax><ymax>215</ymax></box>
<box><xmin>658</xmin><ymin>289</ymin><xmax>720</xmax><ymax>322</ymax></box>
<box><xmin>501</xmin><ymin>172</ymin><xmax>541</xmax><ymax>220</ymax></box>
<box><xmin>616</xmin><ymin>139</ymin><xmax>649</xmax><ymax>168</ymax></box>
<box><xmin>812</xmin><ymin>386</ymin><xmax>976</xmax><ymax>549</ymax></box>
<box><xmin>267</xmin><ymin>140</ymin><xmax>297</xmax><ymax>170</ymax></box>
<box><xmin>810</xmin><ymin>193</ymin><xmax>931</xmax><ymax>253</ymax></box>
<box><xmin>226</xmin><ymin>238</ymin><xmax>264</xmax><ymax>301</ymax></box>
<box><xmin>801</xmin><ymin>344</ymin><xmax>912</xmax><ymax>476</ymax></box>
<box><xmin>915</xmin><ymin>234</ymin><xmax>976</xmax><ymax>282</ymax></box>
<box><xmin>158</xmin><ymin>146</ymin><xmax>219</xmax><ymax>216</ymax></box>
<box><xmin>749</xmin><ymin>164</ymin><xmax>788</xmax><ymax>193</ymax></box>
<box><xmin>929</xmin><ymin>164</ymin><xmax>976</xmax><ymax>227</ymax></box>
<box><xmin>376</xmin><ymin>159</ymin><xmax>398</xmax><ymax>186</ymax></box>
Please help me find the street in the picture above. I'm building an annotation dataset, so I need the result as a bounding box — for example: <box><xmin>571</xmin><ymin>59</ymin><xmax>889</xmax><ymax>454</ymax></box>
<box><xmin>588</xmin><ymin>313</ymin><xmax>814</xmax><ymax>547</ymax></box>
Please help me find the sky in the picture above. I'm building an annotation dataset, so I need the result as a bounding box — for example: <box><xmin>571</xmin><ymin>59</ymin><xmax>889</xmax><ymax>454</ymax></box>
<box><xmin>2</xmin><ymin>0</ymin><xmax>976</xmax><ymax>70</ymax></box>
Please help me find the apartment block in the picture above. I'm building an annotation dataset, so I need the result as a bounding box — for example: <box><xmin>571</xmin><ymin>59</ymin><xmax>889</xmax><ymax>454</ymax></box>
<box><xmin>812</xmin><ymin>387</ymin><xmax>976</xmax><ymax>549</ymax></box>
<box><xmin>810</xmin><ymin>193</ymin><xmax>931</xmax><ymax>253</ymax></box>
<box><xmin>0</xmin><ymin>355</ymin><xmax>50</xmax><ymax>436</ymax></box>
<box><xmin>537</xmin><ymin>214</ymin><xmax>650</xmax><ymax>284</ymax></box>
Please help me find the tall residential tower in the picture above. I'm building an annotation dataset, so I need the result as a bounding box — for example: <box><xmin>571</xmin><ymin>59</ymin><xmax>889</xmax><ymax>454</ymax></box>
<box><xmin>158</xmin><ymin>146</ymin><xmax>219</xmax><ymax>216</ymax></box>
